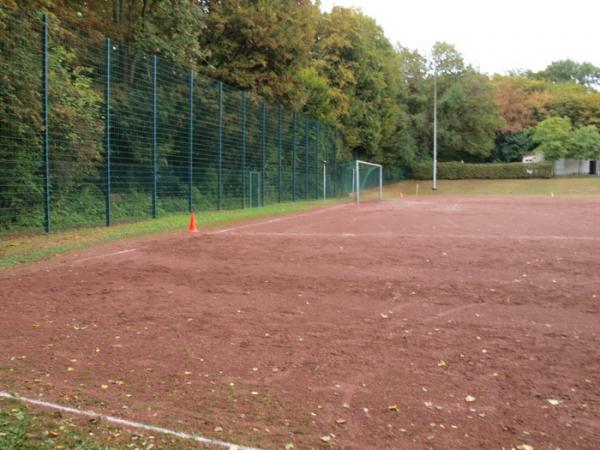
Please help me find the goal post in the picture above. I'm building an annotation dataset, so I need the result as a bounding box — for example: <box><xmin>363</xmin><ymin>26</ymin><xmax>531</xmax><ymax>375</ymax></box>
<box><xmin>355</xmin><ymin>160</ymin><xmax>383</xmax><ymax>203</ymax></box>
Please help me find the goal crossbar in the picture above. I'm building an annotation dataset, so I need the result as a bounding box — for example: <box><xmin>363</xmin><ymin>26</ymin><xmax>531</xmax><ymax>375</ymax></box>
<box><xmin>355</xmin><ymin>160</ymin><xmax>383</xmax><ymax>203</ymax></box>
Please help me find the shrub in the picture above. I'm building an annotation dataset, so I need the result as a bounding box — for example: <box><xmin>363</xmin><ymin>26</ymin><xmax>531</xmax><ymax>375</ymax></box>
<box><xmin>412</xmin><ymin>161</ymin><xmax>554</xmax><ymax>180</ymax></box>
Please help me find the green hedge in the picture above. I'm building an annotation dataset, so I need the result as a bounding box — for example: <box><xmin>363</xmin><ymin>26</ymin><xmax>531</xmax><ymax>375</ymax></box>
<box><xmin>412</xmin><ymin>161</ymin><xmax>554</xmax><ymax>180</ymax></box>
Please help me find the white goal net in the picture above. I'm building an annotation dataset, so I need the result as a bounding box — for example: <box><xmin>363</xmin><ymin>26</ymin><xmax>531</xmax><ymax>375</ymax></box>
<box><xmin>353</xmin><ymin>160</ymin><xmax>383</xmax><ymax>203</ymax></box>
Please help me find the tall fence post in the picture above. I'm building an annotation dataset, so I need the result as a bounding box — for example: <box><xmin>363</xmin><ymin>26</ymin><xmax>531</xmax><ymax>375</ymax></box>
<box><xmin>304</xmin><ymin>117</ymin><xmax>309</xmax><ymax>199</ymax></box>
<box><xmin>42</xmin><ymin>14</ymin><xmax>50</xmax><ymax>233</ymax></box>
<box><xmin>278</xmin><ymin>105</ymin><xmax>282</xmax><ymax>203</ymax></box>
<box><xmin>316</xmin><ymin>122</ymin><xmax>321</xmax><ymax>199</ymax></box>
<box><xmin>261</xmin><ymin>100</ymin><xmax>266</xmax><ymax>206</ymax></box>
<box><xmin>292</xmin><ymin>112</ymin><xmax>297</xmax><ymax>201</ymax></box>
<box><xmin>332</xmin><ymin>136</ymin><xmax>338</xmax><ymax>198</ymax></box>
<box><xmin>217</xmin><ymin>81</ymin><xmax>223</xmax><ymax>210</ymax></box>
<box><xmin>104</xmin><ymin>37</ymin><xmax>111</xmax><ymax>227</ymax></box>
<box><xmin>151</xmin><ymin>55</ymin><xmax>158</xmax><ymax>218</ymax></box>
<box><xmin>241</xmin><ymin>91</ymin><xmax>247</xmax><ymax>208</ymax></box>
<box><xmin>188</xmin><ymin>70</ymin><xmax>194</xmax><ymax>213</ymax></box>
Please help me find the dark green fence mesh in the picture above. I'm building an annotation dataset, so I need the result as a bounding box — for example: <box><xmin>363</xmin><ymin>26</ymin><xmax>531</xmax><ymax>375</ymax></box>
<box><xmin>0</xmin><ymin>12</ymin><xmax>352</xmax><ymax>233</ymax></box>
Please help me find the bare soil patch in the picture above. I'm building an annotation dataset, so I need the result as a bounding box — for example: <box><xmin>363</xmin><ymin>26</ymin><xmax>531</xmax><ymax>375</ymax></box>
<box><xmin>1</xmin><ymin>197</ymin><xmax>599</xmax><ymax>449</ymax></box>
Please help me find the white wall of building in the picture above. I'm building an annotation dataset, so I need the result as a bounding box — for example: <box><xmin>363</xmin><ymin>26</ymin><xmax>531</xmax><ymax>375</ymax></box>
<box><xmin>554</xmin><ymin>158</ymin><xmax>599</xmax><ymax>176</ymax></box>
<box><xmin>522</xmin><ymin>154</ymin><xmax>545</xmax><ymax>163</ymax></box>
<box><xmin>522</xmin><ymin>154</ymin><xmax>599</xmax><ymax>176</ymax></box>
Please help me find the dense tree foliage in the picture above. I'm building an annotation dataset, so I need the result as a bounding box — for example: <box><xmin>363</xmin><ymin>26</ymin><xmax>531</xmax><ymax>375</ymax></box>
<box><xmin>536</xmin><ymin>60</ymin><xmax>600</xmax><ymax>89</ymax></box>
<box><xmin>1</xmin><ymin>0</ymin><xmax>599</xmax><ymax>170</ymax></box>
<box><xmin>532</xmin><ymin>117</ymin><xmax>600</xmax><ymax>161</ymax></box>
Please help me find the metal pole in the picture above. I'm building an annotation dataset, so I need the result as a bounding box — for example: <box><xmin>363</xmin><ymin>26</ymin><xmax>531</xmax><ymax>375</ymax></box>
<box><xmin>241</xmin><ymin>91</ymin><xmax>247</xmax><ymax>208</ymax></box>
<box><xmin>188</xmin><ymin>70</ymin><xmax>194</xmax><ymax>213</ymax></box>
<box><xmin>261</xmin><ymin>100</ymin><xmax>266</xmax><ymax>207</ymax></box>
<box><xmin>304</xmin><ymin>117</ymin><xmax>309</xmax><ymax>199</ymax></box>
<box><xmin>42</xmin><ymin>15</ymin><xmax>50</xmax><ymax>232</ymax></box>
<box><xmin>379</xmin><ymin>165</ymin><xmax>383</xmax><ymax>200</ymax></box>
<box><xmin>323</xmin><ymin>160</ymin><xmax>327</xmax><ymax>202</ymax></box>
<box><xmin>433</xmin><ymin>70</ymin><xmax>438</xmax><ymax>191</ymax></box>
<box><xmin>292</xmin><ymin>112</ymin><xmax>296</xmax><ymax>201</ymax></box>
<box><xmin>104</xmin><ymin>37</ymin><xmax>111</xmax><ymax>226</ymax></box>
<box><xmin>316</xmin><ymin>122</ymin><xmax>321</xmax><ymax>199</ymax></box>
<box><xmin>151</xmin><ymin>55</ymin><xmax>158</xmax><ymax>218</ymax></box>
<box><xmin>277</xmin><ymin>105</ymin><xmax>282</xmax><ymax>202</ymax></box>
<box><xmin>332</xmin><ymin>136</ymin><xmax>337</xmax><ymax>198</ymax></box>
<box><xmin>217</xmin><ymin>81</ymin><xmax>223</xmax><ymax>210</ymax></box>
<box><xmin>355</xmin><ymin>159</ymin><xmax>360</xmax><ymax>204</ymax></box>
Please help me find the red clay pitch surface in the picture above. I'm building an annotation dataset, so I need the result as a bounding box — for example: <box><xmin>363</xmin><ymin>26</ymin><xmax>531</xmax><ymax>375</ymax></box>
<box><xmin>1</xmin><ymin>197</ymin><xmax>600</xmax><ymax>449</ymax></box>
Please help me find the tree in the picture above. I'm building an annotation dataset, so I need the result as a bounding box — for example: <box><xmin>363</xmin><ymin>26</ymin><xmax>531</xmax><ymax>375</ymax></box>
<box><xmin>431</xmin><ymin>41</ymin><xmax>465</xmax><ymax>76</ymax></box>
<box><xmin>531</xmin><ymin>117</ymin><xmax>573</xmax><ymax>161</ymax></box>
<box><xmin>198</xmin><ymin>0</ymin><xmax>319</xmax><ymax>104</ymax></box>
<box><xmin>424</xmin><ymin>43</ymin><xmax>502</xmax><ymax>161</ymax></box>
<box><xmin>312</xmin><ymin>7</ymin><xmax>414</xmax><ymax>164</ymax></box>
<box><xmin>541</xmin><ymin>60</ymin><xmax>600</xmax><ymax>88</ymax></box>
<box><xmin>492</xmin><ymin>75</ymin><xmax>547</xmax><ymax>134</ymax></box>
<box><xmin>25</xmin><ymin>0</ymin><xmax>206</xmax><ymax>70</ymax></box>
<box><xmin>570</xmin><ymin>125</ymin><xmax>600</xmax><ymax>160</ymax></box>
<box><xmin>545</xmin><ymin>90</ymin><xmax>600</xmax><ymax>129</ymax></box>
<box><xmin>490</xmin><ymin>130</ymin><xmax>535</xmax><ymax>162</ymax></box>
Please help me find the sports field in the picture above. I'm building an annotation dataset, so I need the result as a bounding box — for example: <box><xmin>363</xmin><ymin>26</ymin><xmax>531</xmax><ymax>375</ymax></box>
<box><xmin>1</xmin><ymin>195</ymin><xmax>600</xmax><ymax>449</ymax></box>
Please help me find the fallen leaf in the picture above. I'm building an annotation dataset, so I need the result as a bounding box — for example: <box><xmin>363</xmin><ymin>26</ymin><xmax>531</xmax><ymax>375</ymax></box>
<box><xmin>320</xmin><ymin>435</ymin><xmax>331</xmax><ymax>443</ymax></box>
<box><xmin>388</xmin><ymin>405</ymin><xmax>399</xmax><ymax>412</ymax></box>
<box><xmin>547</xmin><ymin>399</ymin><xmax>562</xmax><ymax>406</ymax></box>
<box><xmin>437</xmin><ymin>360</ymin><xmax>447</xmax><ymax>368</ymax></box>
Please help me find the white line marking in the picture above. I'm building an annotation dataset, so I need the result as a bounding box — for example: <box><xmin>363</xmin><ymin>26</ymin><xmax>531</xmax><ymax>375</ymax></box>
<box><xmin>208</xmin><ymin>203</ymin><xmax>352</xmax><ymax>235</ymax></box>
<box><xmin>220</xmin><ymin>232</ymin><xmax>600</xmax><ymax>241</ymax></box>
<box><xmin>0</xmin><ymin>391</ymin><xmax>262</xmax><ymax>450</ymax></box>
<box><xmin>72</xmin><ymin>249</ymin><xmax>137</xmax><ymax>263</ymax></box>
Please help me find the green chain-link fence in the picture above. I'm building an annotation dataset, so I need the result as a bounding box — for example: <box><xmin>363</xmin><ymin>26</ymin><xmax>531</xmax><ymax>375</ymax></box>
<box><xmin>0</xmin><ymin>11</ymin><xmax>353</xmax><ymax>233</ymax></box>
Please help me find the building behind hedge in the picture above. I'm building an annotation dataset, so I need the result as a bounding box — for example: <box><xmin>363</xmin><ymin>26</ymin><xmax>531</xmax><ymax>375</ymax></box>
<box><xmin>522</xmin><ymin>154</ymin><xmax>599</xmax><ymax>176</ymax></box>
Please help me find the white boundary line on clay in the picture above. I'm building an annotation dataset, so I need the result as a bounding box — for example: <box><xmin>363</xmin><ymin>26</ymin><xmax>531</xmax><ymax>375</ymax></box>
<box><xmin>220</xmin><ymin>231</ymin><xmax>600</xmax><ymax>241</ymax></box>
<box><xmin>72</xmin><ymin>249</ymin><xmax>137</xmax><ymax>264</ymax></box>
<box><xmin>207</xmin><ymin>203</ymin><xmax>352</xmax><ymax>235</ymax></box>
<box><xmin>0</xmin><ymin>391</ymin><xmax>262</xmax><ymax>450</ymax></box>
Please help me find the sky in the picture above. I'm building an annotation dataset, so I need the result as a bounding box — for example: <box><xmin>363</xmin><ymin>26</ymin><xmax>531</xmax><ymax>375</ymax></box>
<box><xmin>319</xmin><ymin>0</ymin><xmax>600</xmax><ymax>75</ymax></box>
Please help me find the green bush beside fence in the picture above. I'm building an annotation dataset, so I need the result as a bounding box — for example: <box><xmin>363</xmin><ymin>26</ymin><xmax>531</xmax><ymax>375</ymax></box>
<box><xmin>412</xmin><ymin>161</ymin><xmax>554</xmax><ymax>180</ymax></box>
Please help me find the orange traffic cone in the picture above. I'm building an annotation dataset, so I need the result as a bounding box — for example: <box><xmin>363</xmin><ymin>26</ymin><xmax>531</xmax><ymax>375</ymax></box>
<box><xmin>188</xmin><ymin>212</ymin><xmax>199</xmax><ymax>233</ymax></box>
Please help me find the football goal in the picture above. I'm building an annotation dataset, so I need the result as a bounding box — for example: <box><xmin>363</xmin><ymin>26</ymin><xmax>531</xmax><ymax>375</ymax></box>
<box><xmin>353</xmin><ymin>160</ymin><xmax>383</xmax><ymax>203</ymax></box>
